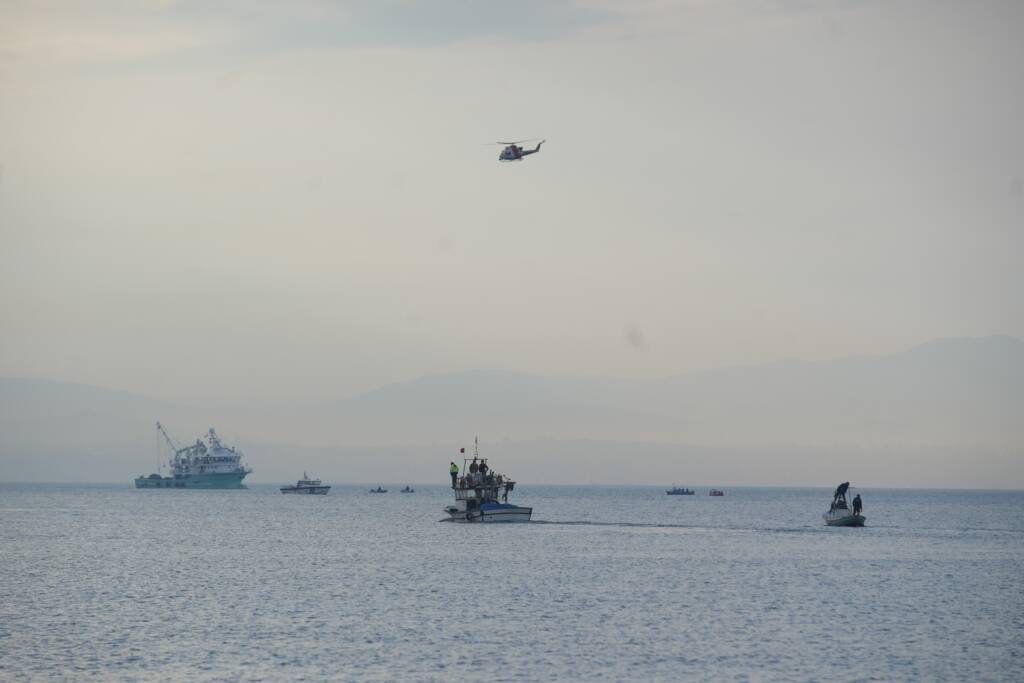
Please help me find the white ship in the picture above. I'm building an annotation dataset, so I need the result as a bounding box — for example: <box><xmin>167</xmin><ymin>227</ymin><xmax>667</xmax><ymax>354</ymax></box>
<box><xmin>135</xmin><ymin>423</ymin><xmax>252</xmax><ymax>489</ymax></box>
<box><xmin>280</xmin><ymin>472</ymin><xmax>330</xmax><ymax>495</ymax></box>
<box><xmin>443</xmin><ymin>438</ymin><xmax>532</xmax><ymax>523</ymax></box>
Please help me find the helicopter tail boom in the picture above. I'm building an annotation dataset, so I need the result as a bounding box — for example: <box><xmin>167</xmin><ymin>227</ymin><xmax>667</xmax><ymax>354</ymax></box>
<box><xmin>520</xmin><ymin>139</ymin><xmax>545</xmax><ymax>156</ymax></box>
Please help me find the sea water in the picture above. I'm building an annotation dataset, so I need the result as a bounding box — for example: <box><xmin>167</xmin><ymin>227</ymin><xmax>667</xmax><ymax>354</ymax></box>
<box><xmin>1</xmin><ymin>484</ymin><xmax>1021</xmax><ymax>681</ymax></box>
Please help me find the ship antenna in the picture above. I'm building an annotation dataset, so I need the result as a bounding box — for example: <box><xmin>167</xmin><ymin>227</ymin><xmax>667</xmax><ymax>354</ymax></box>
<box><xmin>474</xmin><ymin>436</ymin><xmax>479</xmax><ymax>458</ymax></box>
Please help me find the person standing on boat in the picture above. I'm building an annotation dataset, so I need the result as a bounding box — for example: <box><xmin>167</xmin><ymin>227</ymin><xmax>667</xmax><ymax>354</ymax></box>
<box><xmin>449</xmin><ymin>462</ymin><xmax>459</xmax><ymax>488</ymax></box>
<box><xmin>833</xmin><ymin>481</ymin><xmax>849</xmax><ymax>506</ymax></box>
<box><xmin>852</xmin><ymin>493</ymin><xmax>863</xmax><ymax>516</ymax></box>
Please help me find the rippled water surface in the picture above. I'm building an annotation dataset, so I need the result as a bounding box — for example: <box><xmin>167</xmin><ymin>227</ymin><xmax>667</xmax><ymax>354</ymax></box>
<box><xmin>1</xmin><ymin>484</ymin><xmax>1022</xmax><ymax>681</ymax></box>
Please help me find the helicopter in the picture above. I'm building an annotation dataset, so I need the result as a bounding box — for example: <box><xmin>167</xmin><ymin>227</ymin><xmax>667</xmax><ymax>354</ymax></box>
<box><xmin>491</xmin><ymin>138</ymin><xmax>545</xmax><ymax>162</ymax></box>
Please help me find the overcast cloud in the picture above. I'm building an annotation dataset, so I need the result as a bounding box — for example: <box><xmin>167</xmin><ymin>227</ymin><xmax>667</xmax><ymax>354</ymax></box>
<box><xmin>1</xmin><ymin>0</ymin><xmax>1022</xmax><ymax>404</ymax></box>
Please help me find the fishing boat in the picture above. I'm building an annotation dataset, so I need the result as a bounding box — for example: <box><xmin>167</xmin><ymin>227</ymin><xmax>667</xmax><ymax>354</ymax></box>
<box><xmin>400</xmin><ymin>486</ymin><xmax>415</xmax><ymax>493</ymax></box>
<box><xmin>709</xmin><ymin>489</ymin><xmax>725</xmax><ymax>497</ymax></box>
<box><xmin>442</xmin><ymin>437</ymin><xmax>532</xmax><ymax>523</ymax></box>
<box><xmin>280</xmin><ymin>472</ymin><xmax>330</xmax><ymax>495</ymax></box>
<box><xmin>666</xmin><ymin>486</ymin><xmax>695</xmax><ymax>495</ymax></box>
<box><xmin>369</xmin><ymin>487</ymin><xmax>387</xmax><ymax>494</ymax></box>
<box><xmin>823</xmin><ymin>481</ymin><xmax>865</xmax><ymax>526</ymax></box>
<box><xmin>135</xmin><ymin>423</ymin><xmax>252</xmax><ymax>489</ymax></box>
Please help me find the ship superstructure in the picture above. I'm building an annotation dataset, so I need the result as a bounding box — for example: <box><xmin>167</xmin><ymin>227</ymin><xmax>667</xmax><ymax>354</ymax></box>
<box><xmin>135</xmin><ymin>422</ymin><xmax>252</xmax><ymax>489</ymax></box>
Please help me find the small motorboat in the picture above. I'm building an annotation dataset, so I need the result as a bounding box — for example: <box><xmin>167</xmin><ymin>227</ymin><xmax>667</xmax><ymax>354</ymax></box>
<box><xmin>709</xmin><ymin>489</ymin><xmax>724</xmax><ymax>497</ymax></box>
<box><xmin>280</xmin><ymin>472</ymin><xmax>330</xmax><ymax>495</ymax></box>
<box><xmin>666</xmin><ymin>486</ymin><xmax>695</xmax><ymax>495</ymax></box>
<box><xmin>369</xmin><ymin>486</ymin><xmax>387</xmax><ymax>494</ymax></box>
<box><xmin>824</xmin><ymin>481</ymin><xmax>865</xmax><ymax>526</ymax></box>
<box><xmin>400</xmin><ymin>486</ymin><xmax>414</xmax><ymax>493</ymax></box>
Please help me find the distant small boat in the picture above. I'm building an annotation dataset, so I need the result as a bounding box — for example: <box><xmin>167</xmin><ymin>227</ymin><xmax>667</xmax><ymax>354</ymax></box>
<box><xmin>280</xmin><ymin>472</ymin><xmax>330</xmax><ymax>495</ymax></box>
<box><xmin>824</xmin><ymin>481</ymin><xmax>865</xmax><ymax>527</ymax></box>
<box><xmin>369</xmin><ymin>487</ymin><xmax>387</xmax><ymax>494</ymax></box>
<box><xmin>400</xmin><ymin>486</ymin><xmax>414</xmax><ymax>493</ymax></box>
<box><xmin>666</xmin><ymin>486</ymin><xmax>694</xmax><ymax>495</ymax></box>
<box><xmin>709</xmin><ymin>489</ymin><xmax>725</xmax><ymax>497</ymax></box>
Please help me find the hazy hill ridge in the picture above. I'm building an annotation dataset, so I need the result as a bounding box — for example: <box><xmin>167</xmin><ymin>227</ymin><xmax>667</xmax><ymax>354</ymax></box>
<box><xmin>2</xmin><ymin>335</ymin><xmax>1022</xmax><ymax>486</ymax></box>
<box><xmin>322</xmin><ymin>335</ymin><xmax>1023</xmax><ymax>446</ymax></box>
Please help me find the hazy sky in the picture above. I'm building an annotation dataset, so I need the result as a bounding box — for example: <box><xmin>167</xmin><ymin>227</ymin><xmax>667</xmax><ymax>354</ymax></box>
<box><xmin>2</xmin><ymin>0</ymin><xmax>1022</xmax><ymax>403</ymax></box>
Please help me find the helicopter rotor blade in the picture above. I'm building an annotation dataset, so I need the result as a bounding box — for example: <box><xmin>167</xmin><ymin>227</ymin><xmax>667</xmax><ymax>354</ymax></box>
<box><xmin>485</xmin><ymin>138</ymin><xmax>542</xmax><ymax>145</ymax></box>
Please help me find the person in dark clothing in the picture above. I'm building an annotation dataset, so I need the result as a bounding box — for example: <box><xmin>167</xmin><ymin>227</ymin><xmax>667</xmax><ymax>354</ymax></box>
<box><xmin>852</xmin><ymin>494</ymin><xmax>863</xmax><ymax>516</ymax></box>
<box><xmin>833</xmin><ymin>481</ymin><xmax>850</xmax><ymax>506</ymax></box>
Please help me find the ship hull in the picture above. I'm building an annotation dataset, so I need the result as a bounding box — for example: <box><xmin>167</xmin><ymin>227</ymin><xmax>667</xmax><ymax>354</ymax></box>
<box><xmin>824</xmin><ymin>512</ymin><xmax>865</xmax><ymax>527</ymax></box>
<box><xmin>444</xmin><ymin>504</ymin><xmax>533</xmax><ymax>523</ymax></box>
<box><xmin>134</xmin><ymin>472</ymin><xmax>249</xmax><ymax>489</ymax></box>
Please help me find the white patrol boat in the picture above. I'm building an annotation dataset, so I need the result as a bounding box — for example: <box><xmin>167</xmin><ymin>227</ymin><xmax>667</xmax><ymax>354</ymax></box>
<box><xmin>280</xmin><ymin>472</ymin><xmax>331</xmax><ymax>495</ymax></box>
<box><xmin>443</xmin><ymin>438</ymin><xmax>532</xmax><ymax>523</ymax></box>
<box><xmin>666</xmin><ymin>486</ymin><xmax>695</xmax><ymax>495</ymax></box>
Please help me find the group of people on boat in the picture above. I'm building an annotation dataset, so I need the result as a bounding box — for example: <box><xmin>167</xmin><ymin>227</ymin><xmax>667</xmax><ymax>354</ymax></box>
<box><xmin>830</xmin><ymin>496</ymin><xmax>863</xmax><ymax>514</ymax></box>
<box><xmin>829</xmin><ymin>481</ymin><xmax>863</xmax><ymax>516</ymax></box>
<box><xmin>450</xmin><ymin>458</ymin><xmax>500</xmax><ymax>486</ymax></box>
<box><xmin>449</xmin><ymin>458</ymin><xmax>515</xmax><ymax>502</ymax></box>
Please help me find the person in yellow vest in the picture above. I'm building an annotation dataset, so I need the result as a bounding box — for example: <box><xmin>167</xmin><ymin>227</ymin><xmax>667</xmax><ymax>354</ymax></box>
<box><xmin>449</xmin><ymin>462</ymin><xmax>459</xmax><ymax>488</ymax></box>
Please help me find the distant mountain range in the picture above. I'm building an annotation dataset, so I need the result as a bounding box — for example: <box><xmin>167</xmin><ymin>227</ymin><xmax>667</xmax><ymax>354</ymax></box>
<box><xmin>317</xmin><ymin>335</ymin><xmax>1024</xmax><ymax>447</ymax></box>
<box><xmin>2</xmin><ymin>335</ymin><xmax>1022</xmax><ymax>487</ymax></box>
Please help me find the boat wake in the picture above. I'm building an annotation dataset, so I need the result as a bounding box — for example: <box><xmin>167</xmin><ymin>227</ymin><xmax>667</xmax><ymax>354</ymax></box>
<box><xmin>441</xmin><ymin>519</ymin><xmax>828</xmax><ymax>534</ymax></box>
<box><xmin>533</xmin><ymin>520</ymin><xmax>843</xmax><ymax>534</ymax></box>
<box><xmin>438</xmin><ymin>518</ymin><xmax>692</xmax><ymax>528</ymax></box>
<box><xmin>530</xmin><ymin>520</ymin><xmax>696</xmax><ymax>529</ymax></box>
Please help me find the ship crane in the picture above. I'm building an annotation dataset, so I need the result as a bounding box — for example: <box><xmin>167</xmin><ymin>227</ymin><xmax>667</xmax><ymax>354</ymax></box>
<box><xmin>156</xmin><ymin>421</ymin><xmax>181</xmax><ymax>454</ymax></box>
<box><xmin>155</xmin><ymin>421</ymin><xmax>196</xmax><ymax>473</ymax></box>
